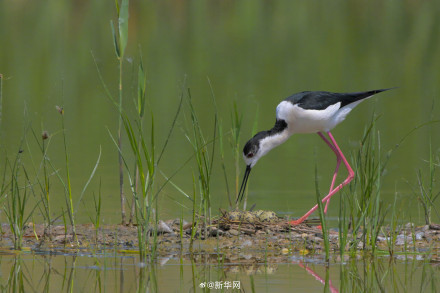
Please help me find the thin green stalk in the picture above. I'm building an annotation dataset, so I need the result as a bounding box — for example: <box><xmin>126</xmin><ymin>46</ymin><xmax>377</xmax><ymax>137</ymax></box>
<box><xmin>231</xmin><ymin>102</ymin><xmax>243</xmax><ymax>204</ymax></box>
<box><xmin>111</xmin><ymin>0</ymin><xmax>130</xmax><ymax>225</ymax></box>
<box><xmin>75</xmin><ymin>146</ymin><xmax>101</xmax><ymax>216</ymax></box>
<box><xmin>57</xmin><ymin>106</ymin><xmax>77</xmax><ymax>243</ymax></box>
<box><xmin>250</xmin><ymin>275</ymin><xmax>256</xmax><ymax>293</ymax></box>
<box><xmin>218</xmin><ymin>120</ymin><xmax>232</xmax><ymax>206</ymax></box>
<box><xmin>315</xmin><ymin>164</ymin><xmax>330</xmax><ymax>263</ymax></box>
<box><xmin>41</xmin><ymin>131</ymin><xmax>51</xmax><ymax>236</ymax></box>
<box><xmin>0</xmin><ymin>73</ymin><xmax>2</xmax><ymax>131</ymax></box>
<box><xmin>179</xmin><ymin>211</ymin><xmax>184</xmax><ymax>251</ymax></box>
<box><xmin>185</xmin><ymin>88</ymin><xmax>216</xmax><ymax>237</ymax></box>
<box><xmin>338</xmin><ymin>192</ymin><xmax>349</xmax><ymax>258</ymax></box>
<box><xmin>91</xmin><ymin>179</ymin><xmax>102</xmax><ymax>245</ymax></box>
<box><xmin>412</xmin><ymin>138</ymin><xmax>440</xmax><ymax>225</ymax></box>
<box><xmin>347</xmin><ymin>114</ymin><xmax>388</xmax><ymax>254</ymax></box>
<box><xmin>190</xmin><ymin>172</ymin><xmax>197</xmax><ymax>250</ymax></box>
<box><xmin>61</xmin><ymin>207</ymin><xmax>67</xmax><ymax>244</ymax></box>
<box><xmin>117</xmin><ymin>62</ymin><xmax>126</xmax><ymax>225</ymax></box>
<box><xmin>130</xmin><ymin>56</ymin><xmax>147</xmax><ymax>224</ymax></box>
<box><xmin>3</xmin><ymin>130</ymin><xmax>38</xmax><ymax>249</ymax></box>
<box><xmin>24</xmin><ymin>127</ymin><xmax>53</xmax><ymax>237</ymax></box>
<box><xmin>383</xmin><ymin>192</ymin><xmax>399</xmax><ymax>257</ymax></box>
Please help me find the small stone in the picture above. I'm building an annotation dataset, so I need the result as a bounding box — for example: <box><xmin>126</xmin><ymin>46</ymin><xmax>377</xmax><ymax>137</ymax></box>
<box><xmin>377</xmin><ymin>236</ymin><xmax>389</xmax><ymax>242</ymax></box>
<box><xmin>329</xmin><ymin>234</ymin><xmax>338</xmax><ymax>240</ymax></box>
<box><xmin>424</xmin><ymin>234</ymin><xmax>433</xmax><ymax>242</ymax></box>
<box><xmin>395</xmin><ymin>234</ymin><xmax>413</xmax><ymax>246</ymax></box>
<box><xmin>156</xmin><ymin>220</ymin><xmax>173</xmax><ymax>234</ymax></box>
<box><xmin>290</xmin><ymin>232</ymin><xmax>302</xmax><ymax>239</ymax></box>
<box><xmin>172</xmin><ymin>219</ymin><xmax>188</xmax><ymax>226</ymax></box>
<box><xmin>209</xmin><ymin>227</ymin><xmax>224</xmax><ymax>237</ymax></box>
<box><xmin>312</xmin><ymin>237</ymin><xmax>322</xmax><ymax>243</ymax></box>
<box><xmin>405</xmin><ymin>222</ymin><xmax>414</xmax><ymax>229</ymax></box>
<box><xmin>415</xmin><ymin>232</ymin><xmax>424</xmax><ymax>240</ymax></box>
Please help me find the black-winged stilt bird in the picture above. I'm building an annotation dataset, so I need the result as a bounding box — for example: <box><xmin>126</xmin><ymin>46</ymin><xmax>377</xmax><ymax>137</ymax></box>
<box><xmin>236</xmin><ymin>89</ymin><xmax>393</xmax><ymax>225</ymax></box>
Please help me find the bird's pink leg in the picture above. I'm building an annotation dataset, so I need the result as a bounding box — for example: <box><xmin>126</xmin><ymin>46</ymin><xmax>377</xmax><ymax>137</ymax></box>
<box><xmin>317</xmin><ymin>132</ymin><xmax>342</xmax><ymax>213</ymax></box>
<box><xmin>297</xmin><ymin>262</ymin><xmax>339</xmax><ymax>293</ymax></box>
<box><xmin>290</xmin><ymin>131</ymin><xmax>354</xmax><ymax>225</ymax></box>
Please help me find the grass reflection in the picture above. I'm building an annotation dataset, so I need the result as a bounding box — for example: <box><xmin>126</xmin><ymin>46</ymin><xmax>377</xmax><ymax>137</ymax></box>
<box><xmin>0</xmin><ymin>251</ymin><xmax>438</xmax><ymax>292</ymax></box>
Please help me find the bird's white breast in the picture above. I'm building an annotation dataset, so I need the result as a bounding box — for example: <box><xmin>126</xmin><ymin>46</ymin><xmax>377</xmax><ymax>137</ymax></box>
<box><xmin>276</xmin><ymin>100</ymin><xmax>361</xmax><ymax>134</ymax></box>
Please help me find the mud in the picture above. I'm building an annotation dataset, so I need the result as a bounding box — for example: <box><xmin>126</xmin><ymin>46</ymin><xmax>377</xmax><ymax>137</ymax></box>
<box><xmin>1</xmin><ymin>211</ymin><xmax>440</xmax><ymax>263</ymax></box>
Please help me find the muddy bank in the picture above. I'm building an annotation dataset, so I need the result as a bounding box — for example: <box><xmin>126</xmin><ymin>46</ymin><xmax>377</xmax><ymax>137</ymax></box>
<box><xmin>1</xmin><ymin>212</ymin><xmax>440</xmax><ymax>262</ymax></box>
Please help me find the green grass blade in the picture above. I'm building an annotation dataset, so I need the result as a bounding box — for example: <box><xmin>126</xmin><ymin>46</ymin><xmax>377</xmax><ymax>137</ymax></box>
<box><xmin>75</xmin><ymin>146</ymin><xmax>102</xmax><ymax>215</ymax></box>
<box><xmin>114</xmin><ymin>0</ymin><xmax>120</xmax><ymax>15</ymax></box>
<box><xmin>106</xmin><ymin>127</ymin><xmax>138</xmax><ymax>202</ymax></box>
<box><xmin>156</xmin><ymin>88</ymin><xmax>184</xmax><ymax>165</ymax></box>
<box><xmin>91</xmin><ymin>51</ymin><xmax>117</xmax><ymax>105</ymax></box>
<box><xmin>160</xmin><ymin>170</ymin><xmax>191</xmax><ymax>200</ymax></box>
<box><xmin>315</xmin><ymin>163</ymin><xmax>329</xmax><ymax>262</ymax></box>
<box><xmin>118</xmin><ymin>0</ymin><xmax>129</xmax><ymax>58</ymax></box>
<box><xmin>137</xmin><ymin>59</ymin><xmax>146</xmax><ymax>118</ymax></box>
<box><xmin>110</xmin><ymin>21</ymin><xmax>120</xmax><ymax>58</ymax></box>
<box><xmin>0</xmin><ymin>74</ymin><xmax>3</xmax><ymax>130</ymax></box>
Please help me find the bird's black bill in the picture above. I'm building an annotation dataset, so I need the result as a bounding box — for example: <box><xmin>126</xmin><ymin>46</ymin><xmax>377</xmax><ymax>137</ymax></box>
<box><xmin>236</xmin><ymin>165</ymin><xmax>252</xmax><ymax>204</ymax></box>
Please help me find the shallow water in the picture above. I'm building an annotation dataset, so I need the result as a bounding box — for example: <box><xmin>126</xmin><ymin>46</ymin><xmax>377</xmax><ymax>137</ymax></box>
<box><xmin>1</xmin><ymin>251</ymin><xmax>438</xmax><ymax>292</ymax></box>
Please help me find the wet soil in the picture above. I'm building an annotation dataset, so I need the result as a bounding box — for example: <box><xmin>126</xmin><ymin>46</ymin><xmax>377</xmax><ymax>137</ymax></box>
<box><xmin>1</xmin><ymin>211</ymin><xmax>440</xmax><ymax>263</ymax></box>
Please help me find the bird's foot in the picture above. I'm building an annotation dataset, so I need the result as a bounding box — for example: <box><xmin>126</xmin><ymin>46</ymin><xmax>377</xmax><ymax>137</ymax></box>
<box><xmin>289</xmin><ymin>219</ymin><xmax>303</xmax><ymax>226</ymax></box>
<box><xmin>316</xmin><ymin>225</ymin><xmax>322</xmax><ymax>230</ymax></box>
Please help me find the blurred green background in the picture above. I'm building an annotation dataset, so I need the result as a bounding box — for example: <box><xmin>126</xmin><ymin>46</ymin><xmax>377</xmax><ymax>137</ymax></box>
<box><xmin>1</xmin><ymin>0</ymin><xmax>439</xmax><ymax>224</ymax></box>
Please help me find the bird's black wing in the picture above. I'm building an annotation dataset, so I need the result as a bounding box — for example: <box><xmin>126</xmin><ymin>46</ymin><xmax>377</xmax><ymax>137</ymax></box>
<box><xmin>284</xmin><ymin>89</ymin><xmax>391</xmax><ymax>110</ymax></box>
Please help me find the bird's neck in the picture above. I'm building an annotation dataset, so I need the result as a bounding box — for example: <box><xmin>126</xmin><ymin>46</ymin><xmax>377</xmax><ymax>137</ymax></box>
<box><xmin>259</xmin><ymin>120</ymin><xmax>291</xmax><ymax>155</ymax></box>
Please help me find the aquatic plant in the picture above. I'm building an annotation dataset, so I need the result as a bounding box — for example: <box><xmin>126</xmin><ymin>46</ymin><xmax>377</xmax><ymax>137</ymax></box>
<box><xmin>129</xmin><ymin>54</ymin><xmax>147</xmax><ymax>225</ymax></box>
<box><xmin>2</xmin><ymin>148</ymin><xmax>37</xmax><ymax>249</ymax></box>
<box><xmin>346</xmin><ymin>115</ymin><xmax>388</xmax><ymax>254</ymax></box>
<box><xmin>383</xmin><ymin>192</ymin><xmax>400</xmax><ymax>257</ymax></box>
<box><xmin>89</xmin><ymin>180</ymin><xmax>102</xmax><ymax>245</ymax></box>
<box><xmin>412</xmin><ymin>141</ymin><xmax>440</xmax><ymax>225</ymax></box>
<box><xmin>338</xmin><ymin>191</ymin><xmax>350</xmax><ymax>258</ymax></box>
<box><xmin>114</xmin><ymin>107</ymin><xmax>156</xmax><ymax>259</ymax></box>
<box><xmin>24</xmin><ymin>128</ymin><xmax>54</xmax><ymax>238</ymax></box>
<box><xmin>189</xmin><ymin>172</ymin><xmax>198</xmax><ymax>249</ymax></box>
<box><xmin>111</xmin><ymin>0</ymin><xmax>130</xmax><ymax>225</ymax></box>
<box><xmin>218</xmin><ymin>119</ymin><xmax>232</xmax><ymax>207</ymax></box>
<box><xmin>185</xmin><ymin>88</ymin><xmax>218</xmax><ymax>237</ymax></box>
